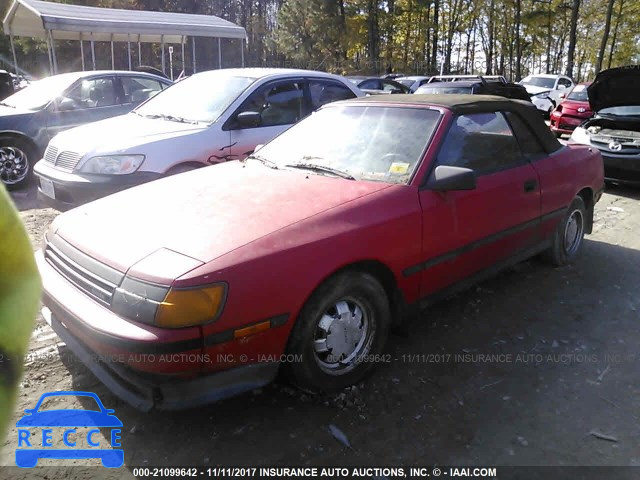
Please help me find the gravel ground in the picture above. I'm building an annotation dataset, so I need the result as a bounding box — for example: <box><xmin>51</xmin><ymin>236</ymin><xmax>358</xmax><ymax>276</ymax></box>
<box><xmin>3</xmin><ymin>181</ymin><xmax>640</xmax><ymax>478</ymax></box>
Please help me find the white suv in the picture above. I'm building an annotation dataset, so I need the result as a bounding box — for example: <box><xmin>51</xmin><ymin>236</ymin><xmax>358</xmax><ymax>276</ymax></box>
<box><xmin>519</xmin><ymin>74</ymin><xmax>574</xmax><ymax>115</ymax></box>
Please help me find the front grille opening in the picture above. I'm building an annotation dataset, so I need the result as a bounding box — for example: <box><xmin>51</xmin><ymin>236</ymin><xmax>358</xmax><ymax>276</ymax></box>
<box><xmin>45</xmin><ymin>243</ymin><xmax>117</xmax><ymax>306</ymax></box>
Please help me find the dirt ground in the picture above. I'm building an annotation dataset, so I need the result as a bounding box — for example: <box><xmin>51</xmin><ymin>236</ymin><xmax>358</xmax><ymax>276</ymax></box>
<box><xmin>2</xmin><ymin>181</ymin><xmax>640</xmax><ymax>478</ymax></box>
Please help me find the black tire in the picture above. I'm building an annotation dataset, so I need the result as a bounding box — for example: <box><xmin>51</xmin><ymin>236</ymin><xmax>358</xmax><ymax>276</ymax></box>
<box><xmin>285</xmin><ymin>271</ymin><xmax>391</xmax><ymax>392</ymax></box>
<box><xmin>0</xmin><ymin>136</ymin><xmax>35</xmax><ymax>190</ymax></box>
<box><xmin>542</xmin><ymin>196</ymin><xmax>586</xmax><ymax>266</ymax></box>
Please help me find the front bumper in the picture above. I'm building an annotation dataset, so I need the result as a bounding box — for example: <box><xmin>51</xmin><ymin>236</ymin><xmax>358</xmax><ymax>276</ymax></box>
<box><xmin>43</xmin><ymin>307</ymin><xmax>277</xmax><ymax>411</ymax></box>
<box><xmin>598</xmin><ymin>152</ymin><xmax>640</xmax><ymax>185</ymax></box>
<box><xmin>33</xmin><ymin>160</ymin><xmax>162</xmax><ymax>210</ymax></box>
<box><xmin>549</xmin><ymin>113</ymin><xmax>588</xmax><ymax>134</ymax></box>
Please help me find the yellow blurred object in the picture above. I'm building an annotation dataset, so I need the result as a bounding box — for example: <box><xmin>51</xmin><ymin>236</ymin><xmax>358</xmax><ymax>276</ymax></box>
<box><xmin>0</xmin><ymin>185</ymin><xmax>41</xmax><ymax>444</ymax></box>
<box><xmin>155</xmin><ymin>284</ymin><xmax>226</xmax><ymax>328</ymax></box>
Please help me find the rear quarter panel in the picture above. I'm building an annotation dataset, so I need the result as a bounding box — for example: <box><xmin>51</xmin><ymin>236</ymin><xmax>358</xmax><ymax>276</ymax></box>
<box><xmin>534</xmin><ymin>144</ymin><xmax>604</xmax><ymax>236</ymax></box>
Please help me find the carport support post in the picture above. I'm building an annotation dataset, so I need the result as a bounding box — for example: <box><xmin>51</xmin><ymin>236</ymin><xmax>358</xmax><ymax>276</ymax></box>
<box><xmin>79</xmin><ymin>33</ymin><xmax>85</xmax><ymax>71</ymax></box>
<box><xmin>181</xmin><ymin>36</ymin><xmax>185</xmax><ymax>75</ymax></box>
<box><xmin>127</xmin><ymin>35</ymin><xmax>132</xmax><ymax>70</ymax></box>
<box><xmin>218</xmin><ymin>37</ymin><xmax>222</xmax><ymax>69</ymax></box>
<box><xmin>46</xmin><ymin>37</ymin><xmax>53</xmax><ymax>75</ymax></box>
<box><xmin>9</xmin><ymin>32</ymin><xmax>18</xmax><ymax>74</ymax></box>
<box><xmin>192</xmin><ymin>37</ymin><xmax>196</xmax><ymax>74</ymax></box>
<box><xmin>161</xmin><ymin>35</ymin><xmax>166</xmax><ymax>74</ymax></box>
<box><xmin>241</xmin><ymin>38</ymin><xmax>245</xmax><ymax>67</ymax></box>
<box><xmin>138</xmin><ymin>36</ymin><xmax>142</xmax><ymax>66</ymax></box>
<box><xmin>91</xmin><ymin>39</ymin><xmax>96</xmax><ymax>70</ymax></box>
<box><xmin>111</xmin><ymin>34</ymin><xmax>115</xmax><ymax>70</ymax></box>
<box><xmin>48</xmin><ymin>30</ymin><xmax>58</xmax><ymax>74</ymax></box>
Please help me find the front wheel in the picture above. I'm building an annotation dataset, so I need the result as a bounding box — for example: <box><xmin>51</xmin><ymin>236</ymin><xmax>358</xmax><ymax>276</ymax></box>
<box><xmin>285</xmin><ymin>271</ymin><xmax>391</xmax><ymax>392</ymax></box>
<box><xmin>542</xmin><ymin>196</ymin><xmax>586</xmax><ymax>266</ymax></box>
<box><xmin>0</xmin><ymin>138</ymin><xmax>34</xmax><ymax>190</ymax></box>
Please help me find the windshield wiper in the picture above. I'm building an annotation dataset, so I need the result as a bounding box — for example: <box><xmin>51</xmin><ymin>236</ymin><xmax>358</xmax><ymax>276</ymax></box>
<box><xmin>0</xmin><ymin>102</ymin><xmax>15</xmax><ymax>108</ymax></box>
<box><xmin>247</xmin><ymin>154</ymin><xmax>279</xmax><ymax>169</ymax></box>
<box><xmin>285</xmin><ymin>161</ymin><xmax>355</xmax><ymax>180</ymax></box>
<box><xmin>135</xmin><ymin>112</ymin><xmax>199</xmax><ymax>124</ymax></box>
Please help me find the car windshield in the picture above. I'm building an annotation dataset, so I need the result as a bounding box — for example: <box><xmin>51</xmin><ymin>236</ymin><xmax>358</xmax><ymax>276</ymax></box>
<box><xmin>1</xmin><ymin>73</ymin><xmax>79</xmax><ymax>110</ymax></box>
<box><xmin>599</xmin><ymin>106</ymin><xmax>640</xmax><ymax>116</ymax></box>
<box><xmin>567</xmin><ymin>85</ymin><xmax>589</xmax><ymax>101</ymax></box>
<box><xmin>255</xmin><ymin>105</ymin><xmax>441</xmax><ymax>184</ymax></box>
<box><xmin>135</xmin><ymin>73</ymin><xmax>256</xmax><ymax>124</ymax></box>
<box><xmin>521</xmin><ymin>76</ymin><xmax>556</xmax><ymax>89</ymax></box>
<box><xmin>417</xmin><ymin>86</ymin><xmax>472</xmax><ymax>94</ymax></box>
<box><xmin>397</xmin><ymin>79</ymin><xmax>414</xmax><ymax>87</ymax></box>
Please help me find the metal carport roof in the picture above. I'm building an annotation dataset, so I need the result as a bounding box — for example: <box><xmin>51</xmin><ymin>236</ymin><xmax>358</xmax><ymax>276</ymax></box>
<box><xmin>3</xmin><ymin>0</ymin><xmax>247</xmax><ymax>43</ymax></box>
<box><xmin>2</xmin><ymin>0</ymin><xmax>247</xmax><ymax>75</ymax></box>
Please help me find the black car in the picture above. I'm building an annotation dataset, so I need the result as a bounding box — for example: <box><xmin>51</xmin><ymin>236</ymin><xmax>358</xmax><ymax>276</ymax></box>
<box><xmin>346</xmin><ymin>76</ymin><xmax>411</xmax><ymax>95</ymax></box>
<box><xmin>569</xmin><ymin>65</ymin><xmax>640</xmax><ymax>186</ymax></box>
<box><xmin>416</xmin><ymin>76</ymin><xmax>531</xmax><ymax>102</ymax></box>
<box><xmin>0</xmin><ymin>70</ymin><xmax>171</xmax><ymax>189</ymax></box>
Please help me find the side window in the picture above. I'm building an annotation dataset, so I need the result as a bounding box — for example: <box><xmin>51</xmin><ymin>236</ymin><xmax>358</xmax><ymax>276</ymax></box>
<box><xmin>309</xmin><ymin>80</ymin><xmax>355</xmax><ymax>110</ymax></box>
<box><xmin>504</xmin><ymin>111</ymin><xmax>547</xmax><ymax>160</ymax></box>
<box><xmin>233</xmin><ymin>81</ymin><xmax>304</xmax><ymax>129</ymax></box>
<box><xmin>359</xmin><ymin>79</ymin><xmax>380</xmax><ymax>90</ymax></box>
<box><xmin>121</xmin><ymin>77</ymin><xmax>165</xmax><ymax>104</ymax></box>
<box><xmin>436</xmin><ymin>112</ymin><xmax>523</xmax><ymax>174</ymax></box>
<box><xmin>561</xmin><ymin>78</ymin><xmax>572</xmax><ymax>88</ymax></box>
<box><xmin>64</xmin><ymin>77</ymin><xmax>118</xmax><ymax>108</ymax></box>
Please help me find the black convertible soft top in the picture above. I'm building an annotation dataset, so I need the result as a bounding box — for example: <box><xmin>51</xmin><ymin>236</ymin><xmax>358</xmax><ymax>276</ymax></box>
<box><xmin>340</xmin><ymin>94</ymin><xmax>563</xmax><ymax>154</ymax></box>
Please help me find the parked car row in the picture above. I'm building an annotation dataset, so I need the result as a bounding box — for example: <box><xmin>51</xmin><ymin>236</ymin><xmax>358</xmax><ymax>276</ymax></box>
<box><xmin>14</xmin><ymin>64</ymin><xmax>640</xmax><ymax>411</ymax></box>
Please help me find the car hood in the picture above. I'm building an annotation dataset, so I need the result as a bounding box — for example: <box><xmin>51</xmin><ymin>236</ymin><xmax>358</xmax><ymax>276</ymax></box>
<box><xmin>588</xmin><ymin>65</ymin><xmax>640</xmax><ymax>112</ymax></box>
<box><xmin>53</xmin><ymin>161</ymin><xmax>392</xmax><ymax>282</ymax></box>
<box><xmin>51</xmin><ymin>112</ymin><xmax>206</xmax><ymax>155</ymax></box>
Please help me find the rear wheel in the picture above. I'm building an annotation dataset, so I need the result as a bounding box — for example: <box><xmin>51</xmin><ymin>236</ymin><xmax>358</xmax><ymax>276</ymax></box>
<box><xmin>285</xmin><ymin>271</ymin><xmax>391</xmax><ymax>392</ymax></box>
<box><xmin>0</xmin><ymin>137</ymin><xmax>35</xmax><ymax>190</ymax></box>
<box><xmin>542</xmin><ymin>196</ymin><xmax>586</xmax><ymax>266</ymax></box>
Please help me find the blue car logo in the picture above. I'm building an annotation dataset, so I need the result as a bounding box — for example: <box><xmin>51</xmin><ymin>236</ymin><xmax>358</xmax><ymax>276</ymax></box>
<box><xmin>15</xmin><ymin>391</ymin><xmax>123</xmax><ymax>468</ymax></box>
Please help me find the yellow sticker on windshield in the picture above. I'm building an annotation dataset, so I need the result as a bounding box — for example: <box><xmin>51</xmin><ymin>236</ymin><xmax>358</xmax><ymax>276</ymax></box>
<box><xmin>389</xmin><ymin>162</ymin><xmax>410</xmax><ymax>175</ymax></box>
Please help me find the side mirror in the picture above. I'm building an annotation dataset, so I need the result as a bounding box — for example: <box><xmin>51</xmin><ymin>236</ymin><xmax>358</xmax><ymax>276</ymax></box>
<box><xmin>56</xmin><ymin>97</ymin><xmax>77</xmax><ymax>111</ymax></box>
<box><xmin>237</xmin><ymin>111</ymin><xmax>261</xmax><ymax>128</ymax></box>
<box><xmin>426</xmin><ymin>165</ymin><xmax>476</xmax><ymax>191</ymax></box>
<box><xmin>557</xmin><ymin>84</ymin><xmax>567</xmax><ymax>90</ymax></box>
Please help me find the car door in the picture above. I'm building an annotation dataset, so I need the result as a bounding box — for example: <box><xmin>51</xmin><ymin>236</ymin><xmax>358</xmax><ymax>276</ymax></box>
<box><xmin>225</xmin><ymin>79</ymin><xmax>306</xmax><ymax>160</ymax></box>
<box><xmin>45</xmin><ymin>76</ymin><xmax>125</xmax><ymax>142</ymax></box>
<box><xmin>417</xmin><ymin>111</ymin><xmax>542</xmax><ymax>297</ymax></box>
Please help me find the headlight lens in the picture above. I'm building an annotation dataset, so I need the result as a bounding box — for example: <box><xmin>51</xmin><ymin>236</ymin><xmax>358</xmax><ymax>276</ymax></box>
<box><xmin>155</xmin><ymin>284</ymin><xmax>227</xmax><ymax>328</ymax></box>
<box><xmin>79</xmin><ymin>155</ymin><xmax>144</xmax><ymax>174</ymax></box>
<box><xmin>569</xmin><ymin>126</ymin><xmax>591</xmax><ymax>145</ymax></box>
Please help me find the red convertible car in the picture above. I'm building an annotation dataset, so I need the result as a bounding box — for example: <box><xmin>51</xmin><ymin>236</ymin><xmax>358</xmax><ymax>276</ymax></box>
<box><xmin>37</xmin><ymin>95</ymin><xmax>604</xmax><ymax>410</ymax></box>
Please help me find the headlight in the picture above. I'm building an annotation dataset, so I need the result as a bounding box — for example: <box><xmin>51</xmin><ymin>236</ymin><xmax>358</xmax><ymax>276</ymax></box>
<box><xmin>78</xmin><ymin>155</ymin><xmax>144</xmax><ymax>174</ymax></box>
<box><xmin>112</xmin><ymin>280</ymin><xmax>227</xmax><ymax>328</ymax></box>
<box><xmin>155</xmin><ymin>284</ymin><xmax>227</xmax><ymax>328</ymax></box>
<box><xmin>569</xmin><ymin>126</ymin><xmax>591</xmax><ymax>145</ymax></box>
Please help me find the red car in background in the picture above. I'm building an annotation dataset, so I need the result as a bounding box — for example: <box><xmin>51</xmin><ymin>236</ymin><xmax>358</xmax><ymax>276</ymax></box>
<box><xmin>550</xmin><ymin>82</ymin><xmax>593</xmax><ymax>137</ymax></box>
<box><xmin>37</xmin><ymin>95</ymin><xmax>604</xmax><ymax>410</ymax></box>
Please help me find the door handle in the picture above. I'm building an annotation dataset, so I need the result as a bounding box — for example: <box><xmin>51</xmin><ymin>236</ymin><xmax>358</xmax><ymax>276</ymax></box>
<box><xmin>524</xmin><ymin>179</ymin><xmax>538</xmax><ymax>193</ymax></box>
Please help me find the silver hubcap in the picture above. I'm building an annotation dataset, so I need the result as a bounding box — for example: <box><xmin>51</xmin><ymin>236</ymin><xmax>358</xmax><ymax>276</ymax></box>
<box><xmin>0</xmin><ymin>146</ymin><xmax>29</xmax><ymax>185</ymax></box>
<box><xmin>563</xmin><ymin>209</ymin><xmax>584</xmax><ymax>256</ymax></box>
<box><xmin>313</xmin><ymin>299</ymin><xmax>372</xmax><ymax>374</ymax></box>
